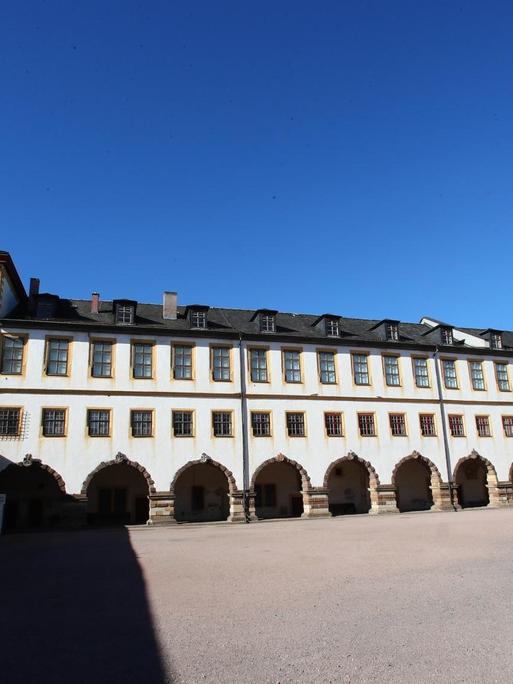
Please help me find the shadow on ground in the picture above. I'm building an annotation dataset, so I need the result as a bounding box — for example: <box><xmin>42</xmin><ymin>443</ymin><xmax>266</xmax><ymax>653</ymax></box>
<box><xmin>0</xmin><ymin>528</ymin><xmax>171</xmax><ymax>683</ymax></box>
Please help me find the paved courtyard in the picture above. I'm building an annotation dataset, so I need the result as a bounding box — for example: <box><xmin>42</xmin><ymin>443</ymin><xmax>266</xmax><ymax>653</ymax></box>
<box><xmin>2</xmin><ymin>509</ymin><xmax>513</xmax><ymax>683</ymax></box>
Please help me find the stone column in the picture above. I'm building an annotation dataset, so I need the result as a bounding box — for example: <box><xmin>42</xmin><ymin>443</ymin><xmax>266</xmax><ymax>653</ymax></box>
<box><xmin>496</xmin><ymin>481</ymin><xmax>513</xmax><ymax>507</ymax></box>
<box><xmin>302</xmin><ymin>487</ymin><xmax>331</xmax><ymax>518</ymax></box>
<box><xmin>228</xmin><ymin>490</ymin><xmax>247</xmax><ymax>523</ymax></box>
<box><xmin>247</xmin><ymin>490</ymin><xmax>258</xmax><ymax>521</ymax></box>
<box><xmin>431</xmin><ymin>481</ymin><xmax>454</xmax><ymax>511</ymax></box>
<box><xmin>486</xmin><ymin>469</ymin><xmax>501</xmax><ymax>508</ymax></box>
<box><xmin>148</xmin><ymin>492</ymin><xmax>176</xmax><ymax>525</ymax></box>
<box><xmin>374</xmin><ymin>484</ymin><xmax>399</xmax><ymax>513</ymax></box>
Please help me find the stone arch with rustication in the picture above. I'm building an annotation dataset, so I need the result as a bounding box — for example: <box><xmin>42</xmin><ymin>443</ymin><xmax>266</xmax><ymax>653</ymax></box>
<box><xmin>453</xmin><ymin>449</ymin><xmax>499</xmax><ymax>507</ymax></box>
<box><xmin>1</xmin><ymin>453</ymin><xmax>68</xmax><ymax>494</ymax></box>
<box><xmin>323</xmin><ymin>451</ymin><xmax>380</xmax><ymax>514</ymax></box>
<box><xmin>391</xmin><ymin>451</ymin><xmax>444</xmax><ymax>511</ymax></box>
<box><xmin>170</xmin><ymin>454</ymin><xmax>238</xmax><ymax>495</ymax></box>
<box><xmin>80</xmin><ymin>452</ymin><xmax>156</xmax><ymax>496</ymax></box>
<box><xmin>250</xmin><ymin>453</ymin><xmax>311</xmax><ymax>492</ymax></box>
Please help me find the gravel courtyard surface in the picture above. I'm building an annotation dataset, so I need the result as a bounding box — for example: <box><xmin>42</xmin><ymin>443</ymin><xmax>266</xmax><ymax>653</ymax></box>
<box><xmin>2</xmin><ymin>509</ymin><xmax>513</xmax><ymax>683</ymax></box>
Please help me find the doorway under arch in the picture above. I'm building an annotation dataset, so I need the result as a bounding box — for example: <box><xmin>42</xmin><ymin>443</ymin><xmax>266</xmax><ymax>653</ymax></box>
<box><xmin>454</xmin><ymin>453</ymin><xmax>495</xmax><ymax>508</ymax></box>
<box><xmin>172</xmin><ymin>461</ymin><xmax>232</xmax><ymax>522</ymax></box>
<box><xmin>251</xmin><ymin>456</ymin><xmax>309</xmax><ymax>519</ymax></box>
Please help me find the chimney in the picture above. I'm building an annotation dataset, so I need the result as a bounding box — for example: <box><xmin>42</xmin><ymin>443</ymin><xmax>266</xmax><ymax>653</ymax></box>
<box><xmin>29</xmin><ymin>278</ymin><xmax>40</xmax><ymax>298</ymax></box>
<box><xmin>163</xmin><ymin>291</ymin><xmax>177</xmax><ymax>320</ymax></box>
<box><xmin>91</xmin><ymin>292</ymin><xmax>100</xmax><ymax>314</ymax></box>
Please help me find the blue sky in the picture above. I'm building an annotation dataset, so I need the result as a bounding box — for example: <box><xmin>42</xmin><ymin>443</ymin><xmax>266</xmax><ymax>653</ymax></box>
<box><xmin>1</xmin><ymin>1</ymin><xmax>512</xmax><ymax>327</ymax></box>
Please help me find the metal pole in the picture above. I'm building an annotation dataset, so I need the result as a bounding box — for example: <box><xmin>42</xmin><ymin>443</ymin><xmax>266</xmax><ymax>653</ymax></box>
<box><xmin>433</xmin><ymin>347</ymin><xmax>457</xmax><ymax>511</ymax></box>
<box><xmin>238</xmin><ymin>334</ymin><xmax>251</xmax><ymax>522</ymax></box>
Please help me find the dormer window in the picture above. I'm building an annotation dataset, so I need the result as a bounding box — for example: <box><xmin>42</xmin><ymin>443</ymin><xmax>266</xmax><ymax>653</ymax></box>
<box><xmin>440</xmin><ymin>327</ymin><xmax>453</xmax><ymax>345</ymax></box>
<box><xmin>191</xmin><ymin>310</ymin><xmax>207</xmax><ymax>329</ymax></box>
<box><xmin>260</xmin><ymin>313</ymin><xmax>276</xmax><ymax>333</ymax></box>
<box><xmin>325</xmin><ymin>319</ymin><xmax>339</xmax><ymax>337</ymax></box>
<box><xmin>490</xmin><ymin>332</ymin><xmax>503</xmax><ymax>350</ymax></box>
<box><xmin>115</xmin><ymin>303</ymin><xmax>135</xmax><ymax>325</ymax></box>
<box><xmin>385</xmin><ymin>322</ymin><xmax>399</xmax><ymax>341</ymax></box>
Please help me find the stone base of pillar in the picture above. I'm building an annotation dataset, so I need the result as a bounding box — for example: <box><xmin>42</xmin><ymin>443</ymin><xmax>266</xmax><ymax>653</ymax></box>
<box><xmin>301</xmin><ymin>488</ymin><xmax>331</xmax><ymax>518</ymax></box>
<box><xmin>495</xmin><ymin>481</ymin><xmax>513</xmax><ymax>507</ymax></box>
<box><xmin>374</xmin><ymin>485</ymin><xmax>399</xmax><ymax>513</ymax></box>
<box><xmin>431</xmin><ymin>483</ymin><xmax>455</xmax><ymax>511</ymax></box>
<box><xmin>148</xmin><ymin>492</ymin><xmax>177</xmax><ymax>525</ymax></box>
<box><xmin>228</xmin><ymin>490</ymin><xmax>247</xmax><ymax>523</ymax></box>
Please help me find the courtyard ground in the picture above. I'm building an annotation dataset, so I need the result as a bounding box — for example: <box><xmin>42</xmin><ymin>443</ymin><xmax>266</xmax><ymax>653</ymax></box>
<box><xmin>2</xmin><ymin>508</ymin><xmax>513</xmax><ymax>683</ymax></box>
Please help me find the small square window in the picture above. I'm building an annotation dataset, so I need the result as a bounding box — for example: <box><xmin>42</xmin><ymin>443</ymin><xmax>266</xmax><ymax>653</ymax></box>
<box><xmin>286</xmin><ymin>412</ymin><xmax>305</xmax><ymax>437</ymax></box>
<box><xmin>116</xmin><ymin>304</ymin><xmax>134</xmax><ymax>325</ymax></box>
<box><xmin>475</xmin><ymin>415</ymin><xmax>491</xmax><ymax>437</ymax></box>
<box><xmin>42</xmin><ymin>408</ymin><xmax>66</xmax><ymax>437</ymax></box>
<box><xmin>502</xmin><ymin>416</ymin><xmax>513</xmax><ymax>437</ymax></box>
<box><xmin>448</xmin><ymin>414</ymin><xmax>465</xmax><ymax>437</ymax></box>
<box><xmin>251</xmin><ymin>412</ymin><xmax>271</xmax><ymax>437</ymax></box>
<box><xmin>419</xmin><ymin>414</ymin><xmax>436</xmax><ymax>436</ymax></box>
<box><xmin>358</xmin><ymin>413</ymin><xmax>376</xmax><ymax>436</ymax></box>
<box><xmin>389</xmin><ymin>413</ymin><xmax>406</xmax><ymax>436</ymax></box>
<box><xmin>191</xmin><ymin>310</ymin><xmax>207</xmax><ymax>329</ymax></box>
<box><xmin>325</xmin><ymin>413</ymin><xmax>343</xmax><ymax>437</ymax></box>
<box><xmin>212</xmin><ymin>411</ymin><xmax>232</xmax><ymax>437</ymax></box>
<box><xmin>131</xmin><ymin>410</ymin><xmax>153</xmax><ymax>437</ymax></box>
<box><xmin>0</xmin><ymin>408</ymin><xmax>21</xmax><ymax>436</ymax></box>
<box><xmin>87</xmin><ymin>409</ymin><xmax>111</xmax><ymax>437</ymax></box>
<box><xmin>172</xmin><ymin>411</ymin><xmax>194</xmax><ymax>437</ymax></box>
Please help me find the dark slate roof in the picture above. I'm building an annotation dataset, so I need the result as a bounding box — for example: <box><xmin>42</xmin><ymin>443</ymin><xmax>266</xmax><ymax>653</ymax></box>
<box><xmin>3</xmin><ymin>298</ymin><xmax>513</xmax><ymax>353</ymax></box>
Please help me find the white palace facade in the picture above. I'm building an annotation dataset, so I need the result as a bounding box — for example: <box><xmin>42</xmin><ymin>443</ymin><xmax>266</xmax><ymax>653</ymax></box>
<box><xmin>1</xmin><ymin>250</ymin><xmax>513</xmax><ymax>530</ymax></box>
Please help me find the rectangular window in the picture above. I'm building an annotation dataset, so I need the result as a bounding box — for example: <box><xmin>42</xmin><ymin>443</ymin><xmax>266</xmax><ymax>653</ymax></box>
<box><xmin>212</xmin><ymin>347</ymin><xmax>231</xmax><ymax>381</ymax></box>
<box><xmin>413</xmin><ymin>357</ymin><xmax>430</xmax><ymax>388</ymax></box>
<box><xmin>116</xmin><ymin>304</ymin><xmax>134</xmax><ymax>324</ymax></box>
<box><xmin>250</xmin><ymin>349</ymin><xmax>268</xmax><ymax>382</ymax></box>
<box><xmin>352</xmin><ymin>353</ymin><xmax>370</xmax><ymax>385</ymax></box>
<box><xmin>325</xmin><ymin>319</ymin><xmax>339</xmax><ymax>336</ymax></box>
<box><xmin>419</xmin><ymin>414</ymin><xmax>436</xmax><ymax>436</ymax></box>
<box><xmin>173</xmin><ymin>345</ymin><xmax>193</xmax><ymax>380</ymax></box>
<box><xmin>490</xmin><ymin>332</ymin><xmax>502</xmax><ymax>350</ymax></box>
<box><xmin>325</xmin><ymin>412</ymin><xmax>343</xmax><ymax>437</ymax></box>
<box><xmin>442</xmin><ymin>360</ymin><xmax>458</xmax><ymax>389</ymax></box>
<box><xmin>1</xmin><ymin>336</ymin><xmax>24</xmax><ymax>374</ymax></box>
<box><xmin>383</xmin><ymin>356</ymin><xmax>400</xmax><ymax>386</ymax></box>
<box><xmin>283</xmin><ymin>350</ymin><xmax>301</xmax><ymax>383</ymax></box>
<box><xmin>358</xmin><ymin>413</ymin><xmax>376</xmax><ymax>436</ymax></box>
<box><xmin>385</xmin><ymin>322</ymin><xmax>399</xmax><ymax>341</ymax></box>
<box><xmin>0</xmin><ymin>408</ymin><xmax>21</xmax><ymax>436</ymax></box>
<box><xmin>172</xmin><ymin>410</ymin><xmax>193</xmax><ymax>437</ymax></box>
<box><xmin>318</xmin><ymin>351</ymin><xmax>336</xmax><ymax>384</ymax></box>
<box><xmin>502</xmin><ymin>416</ymin><xmax>513</xmax><ymax>437</ymax></box>
<box><xmin>132</xmin><ymin>343</ymin><xmax>153</xmax><ymax>379</ymax></box>
<box><xmin>91</xmin><ymin>341</ymin><xmax>113</xmax><ymax>377</ymax></box>
<box><xmin>42</xmin><ymin>408</ymin><xmax>66</xmax><ymax>437</ymax></box>
<box><xmin>495</xmin><ymin>362</ymin><xmax>510</xmax><ymax>392</ymax></box>
<box><xmin>191</xmin><ymin>310</ymin><xmax>207</xmax><ymax>329</ymax></box>
<box><xmin>212</xmin><ymin>411</ymin><xmax>232</xmax><ymax>437</ymax></box>
<box><xmin>469</xmin><ymin>361</ymin><xmax>485</xmax><ymax>391</ymax></box>
<box><xmin>251</xmin><ymin>412</ymin><xmax>271</xmax><ymax>437</ymax></box>
<box><xmin>87</xmin><ymin>409</ymin><xmax>111</xmax><ymax>437</ymax></box>
<box><xmin>131</xmin><ymin>410</ymin><xmax>153</xmax><ymax>437</ymax></box>
<box><xmin>260</xmin><ymin>314</ymin><xmax>275</xmax><ymax>333</ymax></box>
<box><xmin>475</xmin><ymin>415</ymin><xmax>491</xmax><ymax>437</ymax></box>
<box><xmin>448</xmin><ymin>414</ymin><xmax>465</xmax><ymax>437</ymax></box>
<box><xmin>286</xmin><ymin>412</ymin><xmax>305</xmax><ymax>437</ymax></box>
<box><xmin>389</xmin><ymin>413</ymin><xmax>407</xmax><ymax>436</ymax></box>
<box><xmin>441</xmin><ymin>327</ymin><xmax>453</xmax><ymax>345</ymax></box>
<box><xmin>46</xmin><ymin>339</ymin><xmax>69</xmax><ymax>376</ymax></box>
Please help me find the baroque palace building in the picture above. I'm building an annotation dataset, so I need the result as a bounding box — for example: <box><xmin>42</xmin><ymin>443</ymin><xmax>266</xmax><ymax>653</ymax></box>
<box><xmin>1</xmin><ymin>249</ymin><xmax>513</xmax><ymax>531</ymax></box>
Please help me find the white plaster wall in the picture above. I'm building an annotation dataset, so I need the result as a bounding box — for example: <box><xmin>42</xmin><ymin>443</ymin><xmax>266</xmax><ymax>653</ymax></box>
<box><xmin>1</xmin><ymin>327</ymin><xmax>513</xmax><ymax>494</ymax></box>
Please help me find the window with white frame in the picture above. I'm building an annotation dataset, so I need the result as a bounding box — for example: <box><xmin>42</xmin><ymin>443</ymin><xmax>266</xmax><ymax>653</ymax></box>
<box><xmin>383</xmin><ymin>356</ymin><xmax>400</xmax><ymax>386</ymax></box>
<box><xmin>286</xmin><ymin>412</ymin><xmax>305</xmax><ymax>437</ymax></box>
<box><xmin>172</xmin><ymin>411</ymin><xmax>193</xmax><ymax>437</ymax></box>
<box><xmin>419</xmin><ymin>414</ymin><xmax>436</xmax><ymax>436</ymax></box>
<box><xmin>91</xmin><ymin>341</ymin><xmax>113</xmax><ymax>377</ymax></box>
<box><xmin>133</xmin><ymin>343</ymin><xmax>153</xmax><ymax>379</ymax></box>
<box><xmin>87</xmin><ymin>409</ymin><xmax>111</xmax><ymax>437</ymax></box>
<box><xmin>475</xmin><ymin>415</ymin><xmax>491</xmax><ymax>437</ymax></box>
<box><xmin>469</xmin><ymin>361</ymin><xmax>485</xmax><ymax>390</ymax></box>
<box><xmin>173</xmin><ymin>345</ymin><xmax>193</xmax><ymax>380</ymax></box>
<box><xmin>283</xmin><ymin>350</ymin><xmax>301</xmax><ymax>383</ymax></box>
<box><xmin>318</xmin><ymin>351</ymin><xmax>336</xmax><ymax>384</ymax></box>
<box><xmin>42</xmin><ymin>408</ymin><xmax>66</xmax><ymax>437</ymax></box>
<box><xmin>413</xmin><ymin>357</ymin><xmax>430</xmax><ymax>388</ymax></box>
<box><xmin>325</xmin><ymin>319</ymin><xmax>339</xmax><ymax>336</ymax></box>
<box><xmin>352</xmin><ymin>353</ymin><xmax>369</xmax><ymax>385</ymax></box>
<box><xmin>260</xmin><ymin>313</ymin><xmax>275</xmax><ymax>333</ymax></box>
<box><xmin>442</xmin><ymin>360</ymin><xmax>458</xmax><ymax>389</ymax></box>
<box><xmin>495</xmin><ymin>362</ymin><xmax>510</xmax><ymax>391</ymax></box>
<box><xmin>191</xmin><ymin>310</ymin><xmax>207</xmax><ymax>329</ymax></box>
<box><xmin>212</xmin><ymin>411</ymin><xmax>232</xmax><ymax>437</ymax></box>
<box><xmin>212</xmin><ymin>347</ymin><xmax>231</xmax><ymax>381</ymax></box>
<box><xmin>251</xmin><ymin>412</ymin><xmax>271</xmax><ymax>437</ymax></box>
<box><xmin>325</xmin><ymin>412</ymin><xmax>343</xmax><ymax>437</ymax></box>
<box><xmin>115</xmin><ymin>304</ymin><xmax>134</xmax><ymax>324</ymax></box>
<box><xmin>250</xmin><ymin>349</ymin><xmax>268</xmax><ymax>382</ymax></box>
